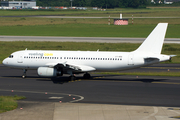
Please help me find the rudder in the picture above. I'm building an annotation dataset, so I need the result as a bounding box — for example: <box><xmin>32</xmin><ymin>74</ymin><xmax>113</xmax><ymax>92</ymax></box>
<box><xmin>134</xmin><ymin>23</ymin><xmax>168</xmax><ymax>54</ymax></box>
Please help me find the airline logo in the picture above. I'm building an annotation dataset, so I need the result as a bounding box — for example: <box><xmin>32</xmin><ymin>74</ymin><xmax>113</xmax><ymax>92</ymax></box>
<box><xmin>44</xmin><ymin>53</ymin><xmax>53</xmax><ymax>56</ymax></box>
<box><xmin>29</xmin><ymin>53</ymin><xmax>53</xmax><ymax>57</ymax></box>
<box><xmin>29</xmin><ymin>53</ymin><xmax>43</xmax><ymax>57</ymax></box>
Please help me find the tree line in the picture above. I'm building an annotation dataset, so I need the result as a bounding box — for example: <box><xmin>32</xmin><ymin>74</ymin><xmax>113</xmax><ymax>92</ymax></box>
<box><xmin>36</xmin><ymin>0</ymin><xmax>150</xmax><ymax>8</ymax></box>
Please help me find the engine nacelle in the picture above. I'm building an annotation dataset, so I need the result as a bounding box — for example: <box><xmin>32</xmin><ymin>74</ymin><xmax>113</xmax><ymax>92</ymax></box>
<box><xmin>37</xmin><ymin>67</ymin><xmax>62</xmax><ymax>77</ymax></box>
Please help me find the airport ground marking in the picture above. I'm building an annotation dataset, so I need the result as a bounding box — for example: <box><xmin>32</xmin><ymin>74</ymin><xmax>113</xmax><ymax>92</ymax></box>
<box><xmin>152</xmin><ymin>82</ymin><xmax>180</xmax><ymax>85</ymax></box>
<box><xmin>0</xmin><ymin>89</ymin><xmax>84</xmax><ymax>103</ymax></box>
<box><xmin>49</xmin><ymin>97</ymin><xmax>64</xmax><ymax>100</ymax></box>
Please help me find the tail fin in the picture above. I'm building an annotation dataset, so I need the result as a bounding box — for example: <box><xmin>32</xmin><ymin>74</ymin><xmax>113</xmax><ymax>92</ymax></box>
<box><xmin>134</xmin><ymin>23</ymin><xmax>168</xmax><ymax>54</ymax></box>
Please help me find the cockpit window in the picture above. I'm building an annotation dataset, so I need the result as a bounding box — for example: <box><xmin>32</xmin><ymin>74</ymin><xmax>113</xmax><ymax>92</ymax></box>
<box><xmin>9</xmin><ymin>55</ymin><xmax>13</xmax><ymax>58</ymax></box>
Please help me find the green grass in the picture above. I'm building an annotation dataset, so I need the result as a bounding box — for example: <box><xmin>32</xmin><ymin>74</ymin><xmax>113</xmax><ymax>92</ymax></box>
<box><xmin>0</xmin><ymin>95</ymin><xmax>26</xmax><ymax>113</ymax></box>
<box><xmin>1</xmin><ymin>17</ymin><xmax>180</xmax><ymax>26</ymax></box>
<box><xmin>0</xmin><ymin>24</ymin><xmax>179</xmax><ymax>38</ymax></box>
<box><xmin>96</xmin><ymin>71</ymin><xmax>180</xmax><ymax>77</ymax></box>
<box><xmin>0</xmin><ymin>42</ymin><xmax>179</xmax><ymax>63</ymax></box>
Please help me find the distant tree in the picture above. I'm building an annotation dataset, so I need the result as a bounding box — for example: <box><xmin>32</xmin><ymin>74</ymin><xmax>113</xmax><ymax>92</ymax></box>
<box><xmin>36</xmin><ymin>0</ymin><xmax>149</xmax><ymax>8</ymax></box>
<box><xmin>128</xmin><ymin>0</ymin><xmax>140</xmax><ymax>8</ymax></box>
<box><xmin>74</xmin><ymin>0</ymin><xmax>86</xmax><ymax>7</ymax></box>
<box><xmin>91</xmin><ymin>0</ymin><xmax>105</xmax><ymax>8</ymax></box>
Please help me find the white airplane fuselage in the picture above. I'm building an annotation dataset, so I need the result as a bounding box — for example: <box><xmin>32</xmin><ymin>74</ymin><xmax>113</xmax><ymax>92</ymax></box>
<box><xmin>3</xmin><ymin>50</ymin><xmax>170</xmax><ymax>71</ymax></box>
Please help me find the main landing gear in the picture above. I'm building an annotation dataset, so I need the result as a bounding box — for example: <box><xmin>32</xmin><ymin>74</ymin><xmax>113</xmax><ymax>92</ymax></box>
<box><xmin>68</xmin><ymin>73</ymin><xmax>91</xmax><ymax>81</ymax></box>
<box><xmin>83</xmin><ymin>73</ymin><xmax>91</xmax><ymax>79</ymax></box>
<box><xmin>69</xmin><ymin>75</ymin><xmax>76</xmax><ymax>81</ymax></box>
<box><xmin>22</xmin><ymin>69</ymin><xmax>27</xmax><ymax>79</ymax></box>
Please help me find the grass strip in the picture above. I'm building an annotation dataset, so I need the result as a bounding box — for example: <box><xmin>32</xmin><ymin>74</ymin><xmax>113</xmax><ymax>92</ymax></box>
<box><xmin>0</xmin><ymin>95</ymin><xmax>26</xmax><ymax>113</ymax></box>
<box><xmin>0</xmin><ymin>24</ymin><xmax>179</xmax><ymax>38</ymax></box>
<box><xmin>96</xmin><ymin>72</ymin><xmax>180</xmax><ymax>77</ymax></box>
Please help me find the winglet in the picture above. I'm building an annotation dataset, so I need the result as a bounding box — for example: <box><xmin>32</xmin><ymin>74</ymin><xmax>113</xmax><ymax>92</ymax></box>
<box><xmin>134</xmin><ymin>23</ymin><xmax>168</xmax><ymax>54</ymax></box>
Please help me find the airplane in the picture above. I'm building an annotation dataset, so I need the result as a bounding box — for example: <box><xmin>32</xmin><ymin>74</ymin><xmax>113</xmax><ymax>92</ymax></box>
<box><xmin>2</xmin><ymin>23</ymin><xmax>175</xmax><ymax>80</ymax></box>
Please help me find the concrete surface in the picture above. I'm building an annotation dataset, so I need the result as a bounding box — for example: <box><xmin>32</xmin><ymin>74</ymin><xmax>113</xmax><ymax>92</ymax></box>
<box><xmin>0</xmin><ymin>36</ymin><xmax>180</xmax><ymax>43</ymax></box>
<box><xmin>1</xmin><ymin>101</ymin><xmax>180</xmax><ymax>120</ymax></box>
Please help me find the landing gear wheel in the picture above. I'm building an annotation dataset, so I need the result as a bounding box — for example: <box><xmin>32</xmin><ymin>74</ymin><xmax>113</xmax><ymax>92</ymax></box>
<box><xmin>83</xmin><ymin>73</ymin><xmax>91</xmax><ymax>79</ymax></box>
<box><xmin>22</xmin><ymin>75</ymin><xmax>26</xmax><ymax>79</ymax></box>
<box><xmin>69</xmin><ymin>75</ymin><xmax>76</xmax><ymax>81</ymax></box>
<box><xmin>22</xmin><ymin>69</ymin><xmax>27</xmax><ymax>79</ymax></box>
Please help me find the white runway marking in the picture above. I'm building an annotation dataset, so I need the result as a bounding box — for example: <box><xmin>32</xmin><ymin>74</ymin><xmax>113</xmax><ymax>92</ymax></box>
<box><xmin>49</xmin><ymin>97</ymin><xmax>63</xmax><ymax>99</ymax></box>
<box><xmin>0</xmin><ymin>89</ymin><xmax>84</xmax><ymax>103</ymax></box>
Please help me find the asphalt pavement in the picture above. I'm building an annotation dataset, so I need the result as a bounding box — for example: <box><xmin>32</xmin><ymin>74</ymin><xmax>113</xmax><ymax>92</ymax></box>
<box><xmin>1</xmin><ymin>64</ymin><xmax>180</xmax><ymax>120</ymax></box>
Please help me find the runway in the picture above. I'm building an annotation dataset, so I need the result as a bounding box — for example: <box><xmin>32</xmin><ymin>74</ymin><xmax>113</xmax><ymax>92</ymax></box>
<box><xmin>0</xmin><ymin>35</ymin><xmax>180</xmax><ymax>43</ymax></box>
<box><xmin>0</xmin><ymin>64</ymin><xmax>180</xmax><ymax>107</ymax></box>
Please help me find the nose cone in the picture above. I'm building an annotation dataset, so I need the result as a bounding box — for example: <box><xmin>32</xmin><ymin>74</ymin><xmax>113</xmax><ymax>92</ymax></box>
<box><xmin>2</xmin><ymin>58</ymin><xmax>8</xmax><ymax>66</ymax></box>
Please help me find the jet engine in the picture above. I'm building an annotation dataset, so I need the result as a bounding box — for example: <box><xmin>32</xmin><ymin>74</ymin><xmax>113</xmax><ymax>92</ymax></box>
<box><xmin>37</xmin><ymin>67</ymin><xmax>63</xmax><ymax>77</ymax></box>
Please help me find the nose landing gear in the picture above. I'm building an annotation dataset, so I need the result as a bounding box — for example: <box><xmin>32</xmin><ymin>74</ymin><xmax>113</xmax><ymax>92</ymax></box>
<box><xmin>22</xmin><ymin>69</ymin><xmax>27</xmax><ymax>78</ymax></box>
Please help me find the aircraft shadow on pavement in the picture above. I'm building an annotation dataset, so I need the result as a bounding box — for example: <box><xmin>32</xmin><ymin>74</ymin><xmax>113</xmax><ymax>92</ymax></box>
<box><xmin>45</xmin><ymin>75</ymin><xmax>167</xmax><ymax>84</ymax></box>
<box><xmin>1</xmin><ymin>75</ymin><xmax>167</xmax><ymax>84</ymax></box>
<box><xmin>90</xmin><ymin>75</ymin><xmax>167</xmax><ymax>83</ymax></box>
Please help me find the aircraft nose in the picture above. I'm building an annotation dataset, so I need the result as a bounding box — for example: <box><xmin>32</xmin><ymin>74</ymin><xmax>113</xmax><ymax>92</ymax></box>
<box><xmin>2</xmin><ymin>58</ymin><xmax>8</xmax><ymax>65</ymax></box>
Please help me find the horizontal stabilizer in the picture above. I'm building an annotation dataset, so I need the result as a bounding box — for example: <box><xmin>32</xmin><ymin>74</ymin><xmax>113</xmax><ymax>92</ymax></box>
<box><xmin>169</xmin><ymin>55</ymin><xmax>176</xmax><ymax>58</ymax></box>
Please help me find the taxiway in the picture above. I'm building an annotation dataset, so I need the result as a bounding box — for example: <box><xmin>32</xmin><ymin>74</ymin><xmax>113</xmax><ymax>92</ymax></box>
<box><xmin>1</xmin><ymin>64</ymin><xmax>180</xmax><ymax>120</ymax></box>
<box><xmin>0</xmin><ymin>64</ymin><xmax>180</xmax><ymax>106</ymax></box>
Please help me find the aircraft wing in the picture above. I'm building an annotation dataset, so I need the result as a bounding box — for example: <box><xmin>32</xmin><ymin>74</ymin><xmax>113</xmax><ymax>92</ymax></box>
<box><xmin>45</xmin><ymin>62</ymin><xmax>96</xmax><ymax>73</ymax></box>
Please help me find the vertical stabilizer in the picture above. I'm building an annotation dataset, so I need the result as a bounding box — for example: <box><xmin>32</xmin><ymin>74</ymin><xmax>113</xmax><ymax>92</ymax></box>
<box><xmin>135</xmin><ymin>23</ymin><xmax>168</xmax><ymax>54</ymax></box>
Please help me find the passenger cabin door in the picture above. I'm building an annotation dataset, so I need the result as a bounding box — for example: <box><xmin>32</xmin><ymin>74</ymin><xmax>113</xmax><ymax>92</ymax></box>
<box><xmin>17</xmin><ymin>54</ymin><xmax>23</xmax><ymax>63</ymax></box>
<box><xmin>128</xmin><ymin>54</ymin><xmax>134</xmax><ymax>65</ymax></box>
